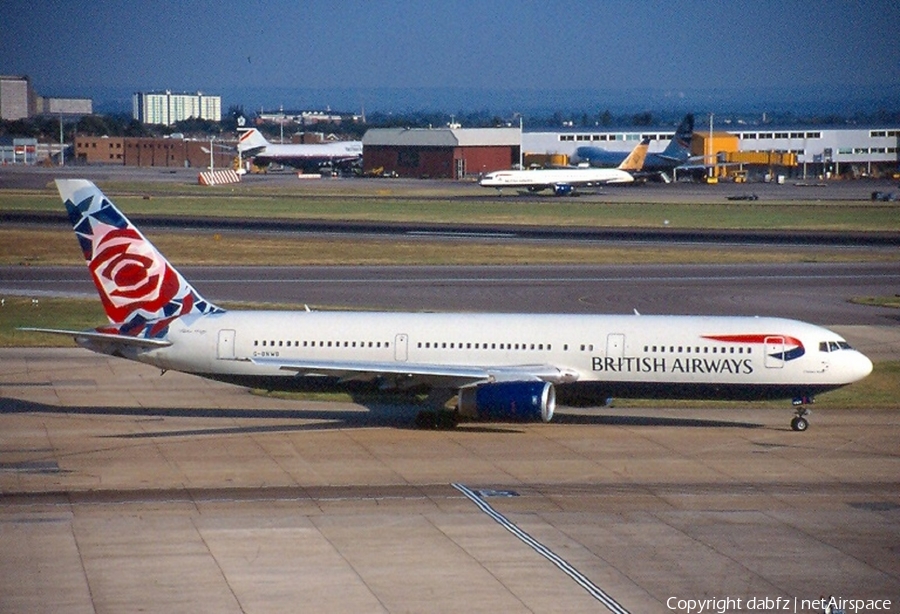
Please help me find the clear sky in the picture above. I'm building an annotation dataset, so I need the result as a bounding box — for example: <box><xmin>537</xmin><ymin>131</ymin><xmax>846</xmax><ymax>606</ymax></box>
<box><xmin>3</xmin><ymin>0</ymin><xmax>899</xmax><ymax>113</ymax></box>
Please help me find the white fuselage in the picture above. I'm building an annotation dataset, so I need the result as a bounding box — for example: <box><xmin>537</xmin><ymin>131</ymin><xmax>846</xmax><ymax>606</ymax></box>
<box><xmin>112</xmin><ymin>310</ymin><xmax>872</xmax><ymax>402</ymax></box>
<box><xmin>479</xmin><ymin>167</ymin><xmax>634</xmax><ymax>191</ymax></box>
<box><xmin>258</xmin><ymin>141</ymin><xmax>363</xmax><ymax>159</ymax></box>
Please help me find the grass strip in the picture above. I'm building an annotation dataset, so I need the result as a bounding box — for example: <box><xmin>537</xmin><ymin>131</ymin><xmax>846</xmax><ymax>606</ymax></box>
<box><xmin>3</xmin><ymin>186</ymin><xmax>898</xmax><ymax>231</ymax></box>
<box><xmin>2</xmin><ymin>228</ymin><xmax>897</xmax><ymax>267</ymax></box>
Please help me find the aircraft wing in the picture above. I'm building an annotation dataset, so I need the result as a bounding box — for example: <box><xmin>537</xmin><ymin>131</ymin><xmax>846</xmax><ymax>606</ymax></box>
<box><xmin>250</xmin><ymin>357</ymin><xmax>579</xmax><ymax>387</ymax></box>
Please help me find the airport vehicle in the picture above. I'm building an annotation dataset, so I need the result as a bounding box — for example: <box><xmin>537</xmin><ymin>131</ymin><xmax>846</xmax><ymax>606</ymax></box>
<box><xmin>237</xmin><ymin>128</ymin><xmax>362</xmax><ymax>172</ymax></box>
<box><xmin>569</xmin><ymin>113</ymin><xmax>695</xmax><ymax>181</ymax></box>
<box><xmin>26</xmin><ymin>180</ymin><xmax>872</xmax><ymax>431</ymax></box>
<box><xmin>478</xmin><ymin>139</ymin><xmax>648</xmax><ymax>195</ymax></box>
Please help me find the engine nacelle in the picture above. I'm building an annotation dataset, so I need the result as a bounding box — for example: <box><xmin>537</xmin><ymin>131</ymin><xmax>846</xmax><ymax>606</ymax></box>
<box><xmin>552</xmin><ymin>183</ymin><xmax>574</xmax><ymax>196</ymax></box>
<box><xmin>458</xmin><ymin>381</ymin><xmax>555</xmax><ymax>422</ymax></box>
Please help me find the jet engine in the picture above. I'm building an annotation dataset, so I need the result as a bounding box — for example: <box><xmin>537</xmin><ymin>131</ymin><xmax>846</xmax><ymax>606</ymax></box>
<box><xmin>457</xmin><ymin>381</ymin><xmax>555</xmax><ymax>422</ymax></box>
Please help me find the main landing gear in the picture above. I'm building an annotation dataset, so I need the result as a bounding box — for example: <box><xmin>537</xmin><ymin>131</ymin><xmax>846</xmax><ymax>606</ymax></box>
<box><xmin>414</xmin><ymin>389</ymin><xmax>460</xmax><ymax>429</ymax></box>
<box><xmin>790</xmin><ymin>396</ymin><xmax>814</xmax><ymax>432</ymax></box>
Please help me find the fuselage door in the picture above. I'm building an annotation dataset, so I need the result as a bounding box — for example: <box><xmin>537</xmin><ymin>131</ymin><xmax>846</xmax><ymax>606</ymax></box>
<box><xmin>764</xmin><ymin>336</ymin><xmax>785</xmax><ymax>369</ymax></box>
<box><xmin>606</xmin><ymin>333</ymin><xmax>625</xmax><ymax>358</ymax></box>
<box><xmin>217</xmin><ymin>329</ymin><xmax>236</xmax><ymax>360</ymax></box>
<box><xmin>394</xmin><ymin>333</ymin><xmax>409</xmax><ymax>362</ymax></box>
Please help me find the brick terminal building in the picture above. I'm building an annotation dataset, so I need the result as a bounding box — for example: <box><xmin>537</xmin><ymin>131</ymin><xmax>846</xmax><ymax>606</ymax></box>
<box><xmin>74</xmin><ymin>136</ymin><xmax>233</xmax><ymax>168</ymax></box>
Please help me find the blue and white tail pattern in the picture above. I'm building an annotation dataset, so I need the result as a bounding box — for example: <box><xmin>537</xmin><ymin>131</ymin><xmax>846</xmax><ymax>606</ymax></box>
<box><xmin>57</xmin><ymin>179</ymin><xmax>222</xmax><ymax>339</ymax></box>
<box><xmin>660</xmin><ymin>113</ymin><xmax>694</xmax><ymax>162</ymax></box>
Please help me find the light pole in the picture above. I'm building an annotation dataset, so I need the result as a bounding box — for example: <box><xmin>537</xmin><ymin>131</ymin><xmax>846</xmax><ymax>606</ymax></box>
<box><xmin>59</xmin><ymin>114</ymin><xmax>65</xmax><ymax>166</ymax></box>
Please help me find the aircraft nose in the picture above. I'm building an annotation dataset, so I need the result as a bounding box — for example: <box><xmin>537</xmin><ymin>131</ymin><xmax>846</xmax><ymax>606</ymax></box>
<box><xmin>851</xmin><ymin>351</ymin><xmax>874</xmax><ymax>382</ymax></box>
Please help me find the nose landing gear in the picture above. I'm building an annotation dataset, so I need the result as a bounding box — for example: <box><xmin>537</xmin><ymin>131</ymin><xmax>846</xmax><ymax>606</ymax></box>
<box><xmin>790</xmin><ymin>396</ymin><xmax>814</xmax><ymax>431</ymax></box>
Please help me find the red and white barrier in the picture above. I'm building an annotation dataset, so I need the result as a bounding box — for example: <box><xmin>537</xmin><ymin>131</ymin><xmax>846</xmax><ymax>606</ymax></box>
<box><xmin>198</xmin><ymin>169</ymin><xmax>241</xmax><ymax>186</ymax></box>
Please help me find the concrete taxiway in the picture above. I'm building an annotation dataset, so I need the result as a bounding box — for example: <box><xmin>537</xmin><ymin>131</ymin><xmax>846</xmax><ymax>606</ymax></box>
<box><xmin>1</xmin><ymin>347</ymin><xmax>898</xmax><ymax>613</ymax></box>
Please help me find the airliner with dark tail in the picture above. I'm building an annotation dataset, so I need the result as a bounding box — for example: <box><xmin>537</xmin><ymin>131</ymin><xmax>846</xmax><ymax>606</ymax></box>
<box><xmin>570</xmin><ymin>113</ymin><xmax>695</xmax><ymax>181</ymax></box>
<box><xmin>24</xmin><ymin>180</ymin><xmax>872</xmax><ymax>431</ymax></box>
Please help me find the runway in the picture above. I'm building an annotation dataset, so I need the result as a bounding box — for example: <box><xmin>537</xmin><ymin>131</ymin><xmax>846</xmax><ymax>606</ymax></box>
<box><xmin>1</xmin><ymin>349</ymin><xmax>898</xmax><ymax>612</ymax></box>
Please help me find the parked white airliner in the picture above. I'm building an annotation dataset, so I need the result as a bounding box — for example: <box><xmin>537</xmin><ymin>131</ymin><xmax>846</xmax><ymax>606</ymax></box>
<box><xmin>237</xmin><ymin>128</ymin><xmax>362</xmax><ymax>172</ymax></box>
<box><xmin>26</xmin><ymin>180</ymin><xmax>872</xmax><ymax>431</ymax></box>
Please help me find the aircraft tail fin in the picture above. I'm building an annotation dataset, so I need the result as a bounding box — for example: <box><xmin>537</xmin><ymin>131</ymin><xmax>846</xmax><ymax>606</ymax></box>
<box><xmin>237</xmin><ymin>128</ymin><xmax>270</xmax><ymax>153</ymax></box>
<box><xmin>56</xmin><ymin>179</ymin><xmax>222</xmax><ymax>339</ymax></box>
<box><xmin>659</xmin><ymin>114</ymin><xmax>694</xmax><ymax>162</ymax></box>
<box><xmin>617</xmin><ymin>138</ymin><xmax>650</xmax><ymax>171</ymax></box>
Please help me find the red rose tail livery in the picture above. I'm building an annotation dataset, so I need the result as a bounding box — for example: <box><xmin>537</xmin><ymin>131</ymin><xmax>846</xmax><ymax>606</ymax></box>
<box><xmin>22</xmin><ymin>179</ymin><xmax>873</xmax><ymax>431</ymax></box>
<box><xmin>59</xmin><ymin>179</ymin><xmax>221</xmax><ymax>338</ymax></box>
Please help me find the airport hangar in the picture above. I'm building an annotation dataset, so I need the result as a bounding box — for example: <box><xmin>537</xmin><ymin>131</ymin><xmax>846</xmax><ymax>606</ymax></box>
<box><xmin>362</xmin><ymin>127</ymin><xmax>521</xmax><ymax>179</ymax></box>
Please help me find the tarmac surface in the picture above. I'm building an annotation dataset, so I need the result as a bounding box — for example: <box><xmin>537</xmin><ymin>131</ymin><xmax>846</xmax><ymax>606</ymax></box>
<box><xmin>2</xmin><ymin>164</ymin><xmax>900</xmax><ymax>203</ymax></box>
<box><xmin>1</xmin><ymin>344</ymin><xmax>899</xmax><ymax>613</ymax></box>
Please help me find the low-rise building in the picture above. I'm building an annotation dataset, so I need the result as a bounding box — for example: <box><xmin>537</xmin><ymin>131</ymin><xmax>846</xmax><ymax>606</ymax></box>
<box><xmin>524</xmin><ymin>125</ymin><xmax>900</xmax><ymax>178</ymax></box>
<box><xmin>362</xmin><ymin>127</ymin><xmax>521</xmax><ymax>179</ymax></box>
<box><xmin>74</xmin><ymin>135</ymin><xmax>233</xmax><ymax>169</ymax></box>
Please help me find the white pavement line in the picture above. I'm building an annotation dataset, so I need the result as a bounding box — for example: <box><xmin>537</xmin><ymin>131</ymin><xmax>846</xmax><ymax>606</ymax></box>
<box><xmin>452</xmin><ymin>483</ymin><xmax>630</xmax><ymax>614</ymax></box>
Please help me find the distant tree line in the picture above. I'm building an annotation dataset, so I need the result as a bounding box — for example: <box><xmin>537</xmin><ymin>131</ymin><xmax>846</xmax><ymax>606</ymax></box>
<box><xmin>3</xmin><ymin>105</ymin><xmax>899</xmax><ymax>143</ymax></box>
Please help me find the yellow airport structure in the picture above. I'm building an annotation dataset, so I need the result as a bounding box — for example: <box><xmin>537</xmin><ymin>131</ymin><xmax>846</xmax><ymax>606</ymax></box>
<box><xmin>692</xmin><ymin>131</ymin><xmax>797</xmax><ymax>179</ymax></box>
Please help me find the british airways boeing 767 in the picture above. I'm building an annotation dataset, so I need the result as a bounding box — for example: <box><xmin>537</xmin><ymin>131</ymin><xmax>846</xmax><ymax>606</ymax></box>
<box><xmin>24</xmin><ymin>180</ymin><xmax>872</xmax><ymax>431</ymax></box>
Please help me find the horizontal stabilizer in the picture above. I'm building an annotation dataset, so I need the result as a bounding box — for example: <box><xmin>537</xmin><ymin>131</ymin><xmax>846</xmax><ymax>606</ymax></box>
<box><xmin>18</xmin><ymin>327</ymin><xmax>172</xmax><ymax>348</ymax></box>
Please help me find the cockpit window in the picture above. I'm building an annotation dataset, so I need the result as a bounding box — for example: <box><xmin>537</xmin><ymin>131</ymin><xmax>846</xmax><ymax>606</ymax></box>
<box><xmin>819</xmin><ymin>340</ymin><xmax>854</xmax><ymax>352</ymax></box>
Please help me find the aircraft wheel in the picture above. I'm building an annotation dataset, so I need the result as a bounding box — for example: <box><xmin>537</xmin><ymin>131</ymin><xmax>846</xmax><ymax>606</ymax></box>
<box><xmin>790</xmin><ymin>416</ymin><xmax>809</xmax><ymax>432</ymax></box>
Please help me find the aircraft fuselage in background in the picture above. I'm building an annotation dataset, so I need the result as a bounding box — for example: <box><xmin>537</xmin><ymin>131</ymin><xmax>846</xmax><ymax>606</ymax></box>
<box><xmin>570</xmin><ymin>113</ymin><xmax>695</xmax><ymax>179</ymax></box>
<box><xmin>237</xmin><ymin>128</ymin><xmax>362</xmax><ymax>172</ymax></box>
